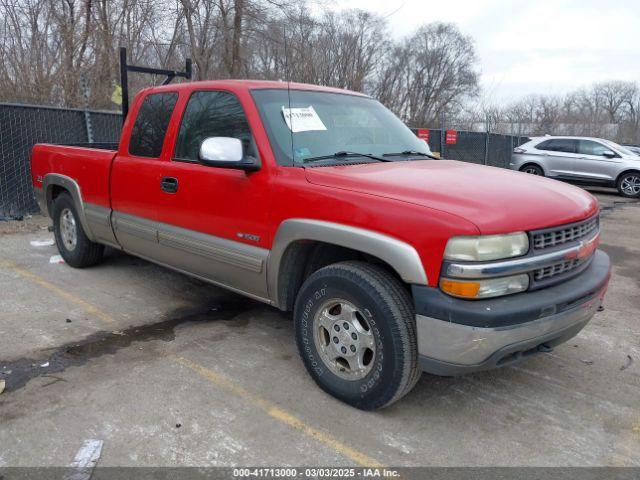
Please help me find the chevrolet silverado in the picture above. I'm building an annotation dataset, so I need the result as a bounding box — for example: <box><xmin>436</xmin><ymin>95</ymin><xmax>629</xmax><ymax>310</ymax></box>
<box><xmin>31</xmin><ymin>80</ymin><xmax>611</xmax><ymax>409</ymax></box>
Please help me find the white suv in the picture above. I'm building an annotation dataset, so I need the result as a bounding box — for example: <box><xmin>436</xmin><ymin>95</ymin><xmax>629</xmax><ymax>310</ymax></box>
<box><xmin>510</xmin><ymin>136</ymin><xmax>640</xmax><ymax>198</ymax></box>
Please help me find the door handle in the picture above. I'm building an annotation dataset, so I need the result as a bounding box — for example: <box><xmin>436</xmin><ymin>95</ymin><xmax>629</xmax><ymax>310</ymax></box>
<box><xmin>160</xmin><ymin>177</ymin><xmax>178</xmax><ymax>193</ymax></box>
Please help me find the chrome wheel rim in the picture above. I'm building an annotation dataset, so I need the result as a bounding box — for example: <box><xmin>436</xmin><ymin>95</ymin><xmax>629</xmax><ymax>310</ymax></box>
<box><xmin>60</xmin><ymin>208</ymin><xmax>77</xmax><ymax>251</ymax></box>
<box><xmin>523</xmin><ymin>166</ymin><xmax>540</xmax><ymax>175</ymax></box>
<box><xmin>621</xmin><ymin>175</ymin><xmax>640</xmax><ymax>196</ymax></box>
<box><xmin>313</xmin><ymin>299</ymin><xmax>376</xmax><ymax>380</ymax></box>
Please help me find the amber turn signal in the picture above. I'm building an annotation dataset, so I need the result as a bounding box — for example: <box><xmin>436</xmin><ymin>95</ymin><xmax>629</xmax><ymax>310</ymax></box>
<box><xmin>440</xmin><ymin>274</ymin><xmax>530</xmax><ymax>299</ymax></box>
<box><xmin>439</xmin><ymin>279</ymin><xmax>481</xmax><ymax>298</ymax></box>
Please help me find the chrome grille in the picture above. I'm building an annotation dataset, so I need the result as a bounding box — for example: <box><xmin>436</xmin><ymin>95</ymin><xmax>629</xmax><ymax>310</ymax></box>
<box><xmin>532</xmin><ymin>216</ymin><xmax>599</xmax><ymax>250</ymax></box>
<box><xmin>534</xmin><ymin>259</ymin><xmax>582</xmax><ymax>281</ymax></box>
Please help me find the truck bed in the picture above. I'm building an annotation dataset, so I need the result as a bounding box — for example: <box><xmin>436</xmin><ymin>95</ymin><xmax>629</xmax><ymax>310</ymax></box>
<box><xmin>31</xmin><ymin>143</ymin><xmax>117</xmax><ymax>209</ymax></box>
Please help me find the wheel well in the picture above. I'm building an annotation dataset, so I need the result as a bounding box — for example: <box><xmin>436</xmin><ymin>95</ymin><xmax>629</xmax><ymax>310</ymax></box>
<box><xmin>46</xmin><ymin>185</ymin><xmax>69</xmax><ymax>214</ymax></box>
<box><xmin>616</xmin><ymin>169</ymin><xmax>640</xmax><ymax>184</ymax></box>
<box><xmin>276</xmin><ymin>240</ymin><xmax>406</xmax><ymax>312</ymax></box>
<box><xmin>520</xmin><ymin>162</ymin><xmax>543</xmax><ymax>173</ymax></box>
<box><xmin>50</xmin><ymin>185</ymin><xmax>68</xmax><ymax>200</ymax></box>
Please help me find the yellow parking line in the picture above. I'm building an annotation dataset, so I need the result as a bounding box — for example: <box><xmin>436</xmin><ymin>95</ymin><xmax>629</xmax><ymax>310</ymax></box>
<box><xmin>170</xmin><ymin>354</ymin><xmax>385</xmax><ymax>467</ymax></box>
<box><xmin>0</xmin><ymin>259</ymin><xmax>117</xmax><ymax>327</ymax></box>
<box><xmin>1</xmin><ymin>258</ymin><xmax>383</xmax><ymax>466</ymax></box>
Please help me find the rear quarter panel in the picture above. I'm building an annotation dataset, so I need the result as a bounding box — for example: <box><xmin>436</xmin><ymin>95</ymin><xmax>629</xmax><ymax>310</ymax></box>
<box><xmin>31</xmin><ymin>144</ymin><xmax>116</xmax><ymax>208</ymax></box>
<box><xmin>511</xmin><ymin>152</ymin><xmax>545</xmax><ymax>174</ymax></box>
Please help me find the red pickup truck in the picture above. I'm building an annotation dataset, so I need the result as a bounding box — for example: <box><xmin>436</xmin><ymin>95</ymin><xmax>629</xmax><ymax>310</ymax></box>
<box><xmin>31</xmin><ymin>80</ymin><xmax>611</xmax><ymax>409</ymax></box>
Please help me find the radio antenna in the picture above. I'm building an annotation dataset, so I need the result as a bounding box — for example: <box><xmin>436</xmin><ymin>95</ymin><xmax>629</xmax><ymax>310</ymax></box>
<box><xmin>283</xmin><ymin>23</ymin><xmax>295</xmax><ymax>167</ymax></box>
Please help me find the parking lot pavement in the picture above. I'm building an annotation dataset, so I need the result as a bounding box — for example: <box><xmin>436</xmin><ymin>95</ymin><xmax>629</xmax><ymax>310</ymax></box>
<box><xmin>0</xmin><ymin>191</ymin><xmax>639</xmax><ymax>467</ymax></box>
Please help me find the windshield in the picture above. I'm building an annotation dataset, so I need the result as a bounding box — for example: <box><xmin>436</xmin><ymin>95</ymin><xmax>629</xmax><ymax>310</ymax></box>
<box><xmin>251</xmin><ymin>89</ymin><xmax>428</xmax><ymax>166</ymax></box>
<box><xmin>602</xmin><ymin>139</ymin><xmax>634</xmax><ymax>156</ymax></box>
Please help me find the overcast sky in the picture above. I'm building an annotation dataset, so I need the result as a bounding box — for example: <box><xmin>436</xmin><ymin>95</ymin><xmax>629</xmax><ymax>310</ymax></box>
<box><xmin>328</xmin><ymin>0</ymin><xmax>640</xmax><ymax>104</ymax></box>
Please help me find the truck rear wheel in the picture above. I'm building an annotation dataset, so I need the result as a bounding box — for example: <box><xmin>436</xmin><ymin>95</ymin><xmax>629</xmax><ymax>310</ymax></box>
<box><xmin>52</xmin><ymin>192</ymin><xmax>104</xmax><ymax>268</ymax></box>
<box><xmin>294</xmin><ymin>261</ymin><xmax>420</xmax><ymax>410</ymax></box>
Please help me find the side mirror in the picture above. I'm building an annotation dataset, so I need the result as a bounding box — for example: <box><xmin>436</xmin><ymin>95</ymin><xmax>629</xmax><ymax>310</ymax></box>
<box><xmin>198</xmin><ymin>137</ymin><xmax>260</xmax><ymax>171</ymax></box>
<box><xmin>602</xmin><ymin>150</ymin><xmax>616</xmax><ymax>159</ymax></box>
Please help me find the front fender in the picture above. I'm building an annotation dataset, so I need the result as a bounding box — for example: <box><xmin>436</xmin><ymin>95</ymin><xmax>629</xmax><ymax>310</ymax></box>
<box><xmin>267</xmin><ymin>218</ymin><xmax>428</xmax><ymax>308</ymax></box>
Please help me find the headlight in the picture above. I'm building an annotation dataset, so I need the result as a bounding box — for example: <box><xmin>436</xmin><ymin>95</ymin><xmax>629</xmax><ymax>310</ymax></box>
<box><xmin>444</xmin><ymin>232</ymin><xmax>529</xmax><ymax>262</ymax></box>
<box><xmin>440</xmin><ymin>274</ymin><xmax>529</xmax><ymax>299</ymax></box>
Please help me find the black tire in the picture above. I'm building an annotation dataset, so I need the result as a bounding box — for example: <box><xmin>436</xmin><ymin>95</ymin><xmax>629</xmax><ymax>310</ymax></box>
<box><xmin>294</xmin><ymin>261</ymin><xmax>420</xmax><ymax>410</ymax></box>
<box><xmin>52</xmin><ymin>192</ymin><xmax>104</xmax><ymax>268</ymax></box>
<box><xmin>520</xmin><ymin>164</ymin><xmax>544</xmax><ymax>176</ymax></box>
<box><xmin>616</xmin><ymin>171</ymin><xmax>640</xmax><ymax>198</ymax></box>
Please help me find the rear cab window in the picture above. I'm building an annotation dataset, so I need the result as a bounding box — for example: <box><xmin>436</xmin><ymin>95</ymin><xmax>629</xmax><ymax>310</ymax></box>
<box><xmin>129</xmin><ymin>92</ymin><xmax>179</xmax><ymax>158</ymax></box>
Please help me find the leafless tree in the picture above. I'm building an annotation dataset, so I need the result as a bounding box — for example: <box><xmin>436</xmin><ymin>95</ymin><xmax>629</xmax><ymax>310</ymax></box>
<box><xmin>0</xmin><ymin>1</ymin><xmax>480</xmax><ymax>115</ymax></box>
<box><xmin>495</xmin><ymin>82</ymin><xmax>640</xmax><ymax>142</ymax></box>
<box><xmin>3</xmin><ymin>0</ymin><xmax>639</xmax><ymax>143</ymax></box>
<box><xmin>373</xmin><ymin>23</ymin><xmax>479</xmax><ymax>126</ymax></box>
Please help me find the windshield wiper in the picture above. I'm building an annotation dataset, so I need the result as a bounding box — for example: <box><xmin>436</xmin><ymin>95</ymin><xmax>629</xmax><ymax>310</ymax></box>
<box><xmin>382</xmin><ymin>150</ymin><xmax>439</xmax><ymax>160</ymax></box>
<box><xmin>302</xmin><ymin>151</ymin><xmax>392</xmax><ymax>164</ymax></box>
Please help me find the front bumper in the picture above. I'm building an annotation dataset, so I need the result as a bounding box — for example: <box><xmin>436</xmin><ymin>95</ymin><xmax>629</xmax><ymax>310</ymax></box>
<box><xmin>413</xmin><ymin>250</ymin><xmax>611</xmax><ymax>376</ymax></box>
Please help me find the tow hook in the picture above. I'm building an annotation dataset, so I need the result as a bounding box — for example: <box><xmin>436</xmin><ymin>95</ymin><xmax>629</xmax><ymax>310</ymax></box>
<box><xmin>537</xmin><ymin>343</ymin><xmax>553</xmax><ymax>353</ymax></box>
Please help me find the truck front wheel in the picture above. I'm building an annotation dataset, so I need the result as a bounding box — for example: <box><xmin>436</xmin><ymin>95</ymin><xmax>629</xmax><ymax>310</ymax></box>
<box><xmin>52</xmin><ymin>192</ymin><xmax>104</xmax><ymax>268</ymax></box>
<box><xmin>293</xmin><ymin>261</ymin><xmax>420</xmax><ymax>410</ymax></box>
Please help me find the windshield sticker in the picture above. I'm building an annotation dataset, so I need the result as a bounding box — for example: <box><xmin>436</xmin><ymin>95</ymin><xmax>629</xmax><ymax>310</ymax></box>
<box><xmin>282</xmin><ymin>106</ymin><xmax>327</xmax><ymax>133</ymax></box>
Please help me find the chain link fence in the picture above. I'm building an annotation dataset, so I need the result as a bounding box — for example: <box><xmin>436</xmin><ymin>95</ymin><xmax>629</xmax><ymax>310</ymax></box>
<box><xmin>411</xmin><ymin>128</ymin><xmax>530</xmax><ymax>168</ymax></box>
<box><xmin>0</xmin><ymin>103</ymin><xmax>121</xmax><ymax>220</ymax></box>
<box><xmin>0</xmin><ymin>103</ymin><xmax>532</xmax><ymax>220</ymax></box>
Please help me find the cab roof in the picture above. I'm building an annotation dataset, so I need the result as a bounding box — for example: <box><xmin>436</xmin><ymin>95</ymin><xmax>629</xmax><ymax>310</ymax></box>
<box><xmin>143</xmin><ymin>79</ymin><xmax>368</xmax><ymax>97</ymax></box>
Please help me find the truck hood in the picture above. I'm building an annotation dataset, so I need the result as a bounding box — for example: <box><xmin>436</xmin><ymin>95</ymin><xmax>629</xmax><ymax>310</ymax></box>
<box><xmin>305</xmin><ymin>160</ymin><xmax>599</xmax><ymax>234</ymax></box>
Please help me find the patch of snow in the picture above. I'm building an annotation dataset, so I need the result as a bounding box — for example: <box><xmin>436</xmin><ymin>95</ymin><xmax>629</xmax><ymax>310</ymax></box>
<box><xmin>49</xmin><ymin>255</ymin><xmax>64</xmax><ymax>264</ymax></box>
<box><xmin>30</xmin><ymin>239</ymin><xmax>54</xmax><ymax>247</ymax></box>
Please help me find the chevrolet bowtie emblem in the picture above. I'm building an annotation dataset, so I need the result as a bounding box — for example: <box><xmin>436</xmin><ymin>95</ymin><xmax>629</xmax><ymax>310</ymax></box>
<box><xmin>566</xmin><ymin>233</ymin><xmax>599</xmax><ymax>260</ymax></box>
